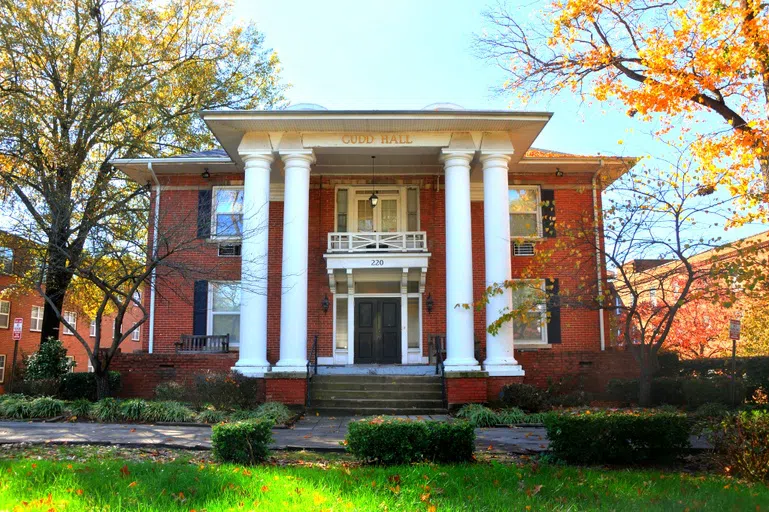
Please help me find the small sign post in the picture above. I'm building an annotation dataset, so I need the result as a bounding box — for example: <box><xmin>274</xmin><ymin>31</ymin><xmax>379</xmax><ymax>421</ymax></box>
<box><xmin>10</xmin><ymin>318</ymin><xmax>22</xmax><ymax>390</ymax></box>
<box><xmin>729</xmin><ymin>319</ymin><xmax>741</xmax><ymax>406</ymax></box>
<box><xmin>12</xmin><ymin>317</ymin><xmax>22</xmax><ymax>340</ymax></box>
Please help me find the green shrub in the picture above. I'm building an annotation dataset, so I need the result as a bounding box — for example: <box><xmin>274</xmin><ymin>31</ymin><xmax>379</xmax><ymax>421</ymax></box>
<box><xmin>496</xmin><ymin>407</ymin><xmax>526</xmax><ymax>425</ymax></box>
<box><xmin>650</xmin><ymin>377</ymin><xmax>686</xmax><ymax>406</ymax></box>
<box><xmin>59</xmin><ymin>372</ymin><xmax>121</xmax><ymax>400</ymax></box>
<box><xmin>606</xmin><ymin>379</ymin><xmax>639</xmax><ymax>404</ymax></box>
<box><xmin>143</xmin><ymin>401</ymin><xmax>195</xmax><ymax>423</ymax></box>
<box><xmin>92</xmin><ymin>398</ymin><xmax>121</xmax><ymax>422</ymax></box>
<box><xmin>345</xmin><ymin>417</ymin><xmax>475</xmax><ymax>465</ymax></box>
<box><xmin>154</xmin><ymin>381</ymin><xmax>187</xmax><ymax>402</ymax></box>
<box><xmin>694</xmin><ymin>402</ymin><xmax>729</xmax><ymax>420</ymax></box>
<box><xmin>607</xmin><ymin>377</ymin><xmax>746</xmax><ymax>408</ymax></box>
<box><xmin>549</xmin><ymin>390</ymin><xmax>593</xmax><ymax>408</ymax></box>
<box><xmin>499</xmin><ymin>383</ymin><xmax>548</xmax><ymax>412</ymax></box>
<box><xmin>254</xmin><ymin>402</ymin><xmax>292</xmax><ymax>425</ymax></box>
<box><xmin>682</xmin><ymin>377</ymin><xmax>746</xmax><ymax>409</ymax></box>
<box><xmin>211</xmin><ymin>419</ymin><xmax>273</xmax><ymax>464</ymax></box>
<box><xmin>545</xmin><ymin>410</ymin><xmax>690</xmax><ymax>464</ymax></box>
<box><xmin>197</xmin><ymin>408</ymin><xmax>226</xmax><ymax>424</ymax></box>
<box><xmin>0</xmin><ymin>397</ymin><xmax>30</xmax><ymax>419</ymax></box>
<box><xmin>192</xmin><ymin>371</ymin><xmax>263</xmax><ymax>410</ymax></box>
<box><xmin>24</xmin><ymin>338</ymin><xmax>71</xmax><ymax>380</ymax></box>
<box><xmin>230</xmin><ymin>409</ymin><xmax>260</xmax><ymax>422</ymax></box>
<box><xmin>68</xmin><ymin>399</ymin><xmax>92</xmax><ymax>419</ymax></box>
<box><xmin>120</xmin><ymin>399</ymin><xmax>148</xmax><ymax>421</ymax></box>
<box><xmin>455</xmin><ymin>404</ymin><xmax>499</xmax><ymax>427</ymax></box>
<box><xmin>29</xmin><ymin>396</ymin><xmax>65</xmax><ymax>418</ymax></box>
<box><xmin>522</xmin><ymin>412</ymin><xmax>549</xmax><ymax>424</ymax></box>
<box><xmin>711</xmin><ymin>410</ymin><xmax>769</xmax><ymax>483</ymax></box>
<box><xmin>10</xmin><ymin>378</ymin><xmax>61</xmax><ymax>398</ymax></box>
<box><xmin>424</xmin><ymin>421</ymin><xmax>475</xmax><ymax>463</ymax></box>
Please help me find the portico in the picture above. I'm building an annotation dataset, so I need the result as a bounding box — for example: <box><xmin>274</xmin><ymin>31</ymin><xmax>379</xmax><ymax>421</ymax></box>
<box><xmin>205</xmin><ymin>110</ymin><xmax>547</xmax><ymax>379</ymax></box>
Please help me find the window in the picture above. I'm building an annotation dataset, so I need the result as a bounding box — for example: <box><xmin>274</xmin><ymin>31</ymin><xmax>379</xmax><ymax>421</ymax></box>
<box><xmin>649</xmin><ymin>289</ymin><xmax>658</xmax><ymax>307</ymax></box>
<box><xmin>0</xmin><ymin>354</ymin><xmax>5</xmax><ymax>384</ymax></box>
<box><xmin>209</xmin><ymin>282</ymin><xmax>240</xmax><ymax>346</ymax></box>
<box><xmin>87</xmin><ymin>358</ymin><xmax>94</xmax><ymax>372</ymax></box>
<box><xmin>509</xmin><ymin>187</ymin><xmax>541</xmax><ymax>238</ymax></box>
<box><xmin>511</xmin><ymin>280</ymin><xmax>547</xmax><ymax>344</ymax></box>
<box><xmin>132</xmin><ymin>327</ymin><xmax>140</xmax><ymax>341</ymax></box>
<box><xmin>408</xmin><ymin>298</ymin><xmax>420</xmax><ymax>349</ymax></box>
<box><xmin>65</xmin><ymin>355</ymin><xmax>75</xmax><ymax>372</ymax></box>
<box><xmin>407</xmin><ymin>188</ymin><xmax>419</xmax><ymax>231</ymax></box>
<box><xmin>62</xmin><ymin>311</ymin><xmax>77</xmax><ymax>335</ymax></box>
<box><xmin>89</xmin><ymin>320</ymin><xmax>96</xmax><ymax>337</ymax></box>
<box><xmin>0</xmin><ymin>300</ymin><xmax>9</xmax><ymax>329</ymax></box>
<box><xmin>0</xmin><ymin>247</ymin><xmax>12</xmax><ymax>274</ymax></box>
<box><xmin>213</xmin><ymin>188</ymin><xmax>244</xmax><ymax>237</ymax></box>
<box><xmin>113</xmin><ymin>318</ymin><xmax>120</xmax><ymax>336</ymax></box>
<box><xmin>30</xmin><ymin>305</ymin><xmax>43</xmax><ymax>332</ymax></box>
<box><xmin>218</xmin><ymin>244</ymin><xmax>242</xmax><ymax>257</ymax></box>
<box><xmin>336</xmin><ymin>189</ymin><xmax>348</xmax><ymax>232</ymax></box>
<box><xmin>335</xmin><ymin>297</ymin><xmax>348</xmax><ymax>350</ymax></box>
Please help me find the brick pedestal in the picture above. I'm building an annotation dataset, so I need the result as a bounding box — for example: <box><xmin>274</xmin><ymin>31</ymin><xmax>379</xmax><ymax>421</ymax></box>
<box><xmin>265</xmin><ymin>373</ymin><xmax>307</xmax><ymax>405</ymax></box>
<box><xmin>445</xmin><ymin>371</ymin><xmax>488</xmax><ymax>406</ymax></box>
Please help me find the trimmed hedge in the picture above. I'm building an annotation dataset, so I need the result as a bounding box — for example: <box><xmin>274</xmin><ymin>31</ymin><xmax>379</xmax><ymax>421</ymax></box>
<box><xmin>606</xmin><ymin>376</ymin><xmax>746</xmax><ymax>408</ymax></box>
<box><xmin>498</xmin><ymin>383</ymin><xmax>548</xmax><ymax>412</ymax></box>
<box><xmin>545</xmin><ymin>411</ymin><xmax>691</xmax><ymax>464</ymax></box>
<box><xmin>211</xmin><ymin>419</ymin><xmax>273</xmax><ymax>464</ymax></box>
<box><xmin>59</xmin><ymin>372</ymin><xmax>122</xmax><ymax>400</ymax></box>
<box><xmin>345</xmin><ymin>417</ymin><xmax>475</xmax><ymax>464</ymax></box>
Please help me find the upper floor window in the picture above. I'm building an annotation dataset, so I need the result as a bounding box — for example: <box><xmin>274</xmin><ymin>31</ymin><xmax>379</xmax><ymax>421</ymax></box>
<box><xmin>0</xmin><ymin>300</ymin><xmax>9</xmax><ymax>329</ymax></box>
<box><xmin>30</xmin><ymin>305</ymin><xmax>43</xmax><ymax>332</ymax></box>
<box><xmin>0</xmin><ymin>247</ymin><xmax>13</xmax><ymax>274</ymax></box>
<box><xmin>213</xmin><ymin>187</ymin><xmax>244</xmax><ymax>238</ymax></box>
<box><xmin>335</xmin><ymin>186</ymin><xmax>419</xmax><ymax>233</ymax></box>
<box><xmin>62</xmin><ymin>311</ymin><xmax>77</xmax><ymax>335</ymax></box>
<box><xmin>90</xmin><ymin>319</ymin><xmax>96</xmax><ymax>338</ymax></box>
<box><xmin>509</xmin><ymin>186</ymin><xmax>541</xmax><ymax>238</ymax></box>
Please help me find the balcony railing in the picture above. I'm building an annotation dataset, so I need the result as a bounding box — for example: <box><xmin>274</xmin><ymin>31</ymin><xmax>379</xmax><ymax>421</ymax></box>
<box><xmin>175</xmin><ymin>334</ymin><xmax>230</xmax><ymax>353</ymax></box>
<box><xmin>327</xmin><ymin>231</ymin><xmax>428</xmax><ymax>253</ymax></box>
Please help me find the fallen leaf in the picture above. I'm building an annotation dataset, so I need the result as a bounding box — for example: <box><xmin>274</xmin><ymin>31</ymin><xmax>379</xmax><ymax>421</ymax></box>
<box><xmin>120</xmin><ymin>465</ymin><xmax>130</xmax><ymax>477</ymax></box>
<box><xmin>128</xmin><ymin>481</ymin><xmax>137</xmax><ymax>488</ymax></box>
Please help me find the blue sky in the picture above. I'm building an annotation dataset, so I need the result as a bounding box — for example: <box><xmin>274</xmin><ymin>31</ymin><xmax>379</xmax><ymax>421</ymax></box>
<box><xmin>234</xmin><ymin>0</ymin><xmax>765</xmax><ymax>242</ymax></box>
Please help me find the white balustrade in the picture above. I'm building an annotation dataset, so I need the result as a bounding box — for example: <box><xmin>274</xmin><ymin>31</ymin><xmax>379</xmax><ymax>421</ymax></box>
<box><xmin>327</xmin><ymin>231</ymin><xmax>428</xmax><ymax>253</ymax></box>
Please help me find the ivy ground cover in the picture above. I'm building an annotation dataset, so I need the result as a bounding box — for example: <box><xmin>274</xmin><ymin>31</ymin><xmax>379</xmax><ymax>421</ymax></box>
<box><xmin>0</xmin><ymin>447</ymin><xmax>767</xmax><ymax>511</ymax></box>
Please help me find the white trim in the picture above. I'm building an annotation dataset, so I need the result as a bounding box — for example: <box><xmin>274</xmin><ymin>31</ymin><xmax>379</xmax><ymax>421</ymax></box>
<box><xmin>211</xmin><ymin>186</ymin><xmax>245</xmax><ymax>240</ymax></box>
<box><xmin>89</xmin><ymin>320</ymin><xmax>96</xmax><ymax>338</ymax></box>
<box><xmin>148</xmin><ymin>162</ymin><xmax>160</xmax><ymax>354</ymax></box>
<box><xmin>510</xmin><ymin>279</ymin><xmax>548</xmax><ymax>344</ymax></box>
<box><xmin>62</xmin><ymin>311</ymin><xmax>77</xmax><ymax>336</ymax></box>
<box><xmin>0</xmin><ymin>354</ymin><xmax>5</xmax><ymax>383</ymax></box>
<box><xmin>208</xmin><ymin>281</ymin><xmax>241</xmax><ymax>349</ymax></box>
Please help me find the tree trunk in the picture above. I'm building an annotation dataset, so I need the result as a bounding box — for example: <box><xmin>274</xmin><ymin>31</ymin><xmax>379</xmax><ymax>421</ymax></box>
<box><xmin>638</xmin><ymin>367</ymin><xmax>653</xmax><ymax>407</ymax></box>
<box><xmin>40</xmin><ymin>233</ymin><xmax>74</xmax><ymax>342</ymax></box>
<box><xmin>95</xmin><ymin>371</ymin><xmax>111</xmax><ymax>400</ymax></box>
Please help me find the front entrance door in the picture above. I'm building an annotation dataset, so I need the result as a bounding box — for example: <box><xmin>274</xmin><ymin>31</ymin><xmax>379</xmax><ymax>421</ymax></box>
<box><xmin>354</xmin><ymin>298</ymin><xmax>401</xmax><ymax>364</ymax></box>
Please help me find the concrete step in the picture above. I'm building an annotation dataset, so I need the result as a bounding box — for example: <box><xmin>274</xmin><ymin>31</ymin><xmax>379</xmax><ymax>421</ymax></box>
<box><xmin>311</xmin><ymin>375</ymin><xmax>442</xmax><ymax>384</ymax></box>
<box><xmin>311</xmin><ymin>389</ymin><xmax>444</xmax><ymax>400</ymax></box>
<box><xmin>311</xmin><ymin>382</ymin><xmax>444</xmax><ymax>392</ymax></box>
<box><xmin>311</xmin><ymin>398</ymin><xmax>444</xmax><ymax>409</ymax></box>
<box><xmin>309</xmin><ymin>407</ymin><xmax>449</xmax><ymax>416</ymax></box>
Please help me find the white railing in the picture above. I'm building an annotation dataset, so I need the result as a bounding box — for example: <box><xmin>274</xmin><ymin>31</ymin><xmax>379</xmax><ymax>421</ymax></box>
<box><xmin>327</xmin><ymin>232</ymin><xmax>428</xmax><ymax>253</ymax></box>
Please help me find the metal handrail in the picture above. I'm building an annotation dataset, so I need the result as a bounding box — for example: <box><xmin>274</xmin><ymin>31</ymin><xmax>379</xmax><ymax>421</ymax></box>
<box><xmin>430</xmin><ymin>334</ymin><xmax>447</xmax><ymax>410</ymax></box>
<box><xmin>306</xmin><ymin>334</ymin><xmax>319</xmax><ymax>407</ymax></box>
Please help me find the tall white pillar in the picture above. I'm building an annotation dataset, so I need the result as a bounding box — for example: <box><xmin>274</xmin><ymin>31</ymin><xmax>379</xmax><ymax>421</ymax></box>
<box><xmin>234</xmin><ymin>153</ymin><xmax>273</xmax><ymax>377</ymax></box>
<box><xmin>481</xmin><ymin>154</ymin><xmax>524</xmax><ymax>376</ymax></box>
<box><xmin>273</xmin><ymin>150</ymin><xmax>315</xmax><ymax>373</ymax></box>
<box><xmin>441</xmin><ymin>150</ymin><xmax>480</xmax><ymax>371</ymax></box>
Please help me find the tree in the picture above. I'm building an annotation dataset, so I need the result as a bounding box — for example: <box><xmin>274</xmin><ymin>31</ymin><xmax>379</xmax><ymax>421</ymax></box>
<box><xmin>738</xmin><ymin>297</ymin><xmax>769</xmax><ymax>356</ymax></box>
<box><xmin>476</xmin><ymin>154</ymin><xmax>764</xmax><ymax>405</ymax></box>
<box><xmin>0</xmin><ymin>0</ymin><xmax>285</xmax><ymax>342</ymax></box>
<box><xmin>476</xmin><ymin>0</ymin><xmax>769</xmax><ymax>204</ymax></box>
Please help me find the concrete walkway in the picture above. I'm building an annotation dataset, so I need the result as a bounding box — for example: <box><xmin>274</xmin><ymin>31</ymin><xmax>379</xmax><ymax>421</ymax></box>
<box><xmin>0</xmin><ymin>418</ymin><xmax>550</xmax><ymax>454</ymax></box>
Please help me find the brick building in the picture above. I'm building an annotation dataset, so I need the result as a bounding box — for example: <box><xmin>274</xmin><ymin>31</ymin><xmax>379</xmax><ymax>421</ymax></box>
<box><xmin>0</xmin><ymin>233</ymin><xmax>143</xmax><ymax>393</ymax></box>
<box><xmin>112</xmin><ymin>107</ymin><xmax>639</xmax><ymax>408</ymax></box>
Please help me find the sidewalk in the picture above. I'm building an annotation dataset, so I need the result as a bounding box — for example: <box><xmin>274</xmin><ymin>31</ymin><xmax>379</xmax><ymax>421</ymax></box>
<box><xmin>0</xmin><ymin>417</ymin><xmax>550</xmax><ymax>454</ymax></box>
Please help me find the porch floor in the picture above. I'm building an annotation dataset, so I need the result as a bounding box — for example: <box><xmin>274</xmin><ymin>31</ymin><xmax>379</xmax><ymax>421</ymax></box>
<box><xmin>315</xmin><ymin>365</ymin><xmax>437</xmax><ymax>376</ymax></box>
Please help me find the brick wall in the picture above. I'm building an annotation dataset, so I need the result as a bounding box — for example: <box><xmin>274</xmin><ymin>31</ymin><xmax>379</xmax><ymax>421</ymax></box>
<box><xmin>108</xmin><ymin>352</ymin><xmax>243</xmax><ymax>399</ymax></box>
<box><xmin>265</xmin><ymin>377</ymin><xmax>306</xmax><ymax>405</ymax></box>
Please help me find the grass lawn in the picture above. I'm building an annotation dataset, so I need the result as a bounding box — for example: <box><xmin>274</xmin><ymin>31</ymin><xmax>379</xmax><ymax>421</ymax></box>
<box><xmin>0</xmin><ymin>447</ymin><xmax>767</xmax><ymax>511</ymax></box>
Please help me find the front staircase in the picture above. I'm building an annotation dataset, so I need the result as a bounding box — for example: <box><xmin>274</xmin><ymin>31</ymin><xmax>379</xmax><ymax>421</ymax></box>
<box><xmin>308</xmin><ymin>375</ymin><xmax>447</xmax><ymax>416</ymax></box>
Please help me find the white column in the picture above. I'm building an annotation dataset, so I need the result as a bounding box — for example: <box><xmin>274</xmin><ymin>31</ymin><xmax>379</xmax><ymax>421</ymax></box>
<box><xmin>273</xmin><ymin>150</ymin><xmax>315</xmax><ymax>373</ymax></box>
<box><xmin>441</xmin><ymin>150</ymin><xmax>481</xmax><ymax>371</ymax></box>
<box><xmin>234</xmin><ymin>153</ymin><xmax>273</xmax><ymax>377</ymax></box>
<box><xmin>481</xmin><ymin>154</ymin><xmax>524</xmax><ymax>376</ymax></box>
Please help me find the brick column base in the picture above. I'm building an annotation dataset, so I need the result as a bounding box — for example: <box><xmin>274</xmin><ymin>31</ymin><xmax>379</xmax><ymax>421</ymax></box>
<box><xmin>487</xmin><ymin>376</ymin><xmax>525</xmax><ymax>403</ymax></box>
<box><xmin>445</xmin><ymin>371</ymin><xmax>488</xmax><ymax>406</ymax></box>
<box><xmin>265</xmin><ymin>373</ymin><xmax>307</xmax><ymax>405</ymax></box>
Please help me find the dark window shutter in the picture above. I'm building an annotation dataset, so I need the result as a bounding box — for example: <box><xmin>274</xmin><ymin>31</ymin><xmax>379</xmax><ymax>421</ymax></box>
<box><xmin>197</xmin><ymin>190</ymin><xmax>212</xmax><ymax>238</ymax></box>
<box><xmin>541</xmin><ymin>189</ymin><xmax>556</xmax><ymax>238</ymax></box>
<box><xmin>193</xmin><ymin>280</ymin><xmax>208</xmax><ymax>336</ymax></box>
<box><xmin>546</xmin><ymin>278</ymin><xmax>562</xmax><ymax>344</ymax></box>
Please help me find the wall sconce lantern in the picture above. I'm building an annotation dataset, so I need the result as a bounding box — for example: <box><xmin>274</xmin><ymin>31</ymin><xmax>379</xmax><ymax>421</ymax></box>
<box><xmin>426</xmin><ymin>293</ymin><xmax>434</xmax><ymax>313</ymax></box>
<box><xmin>321</xmin><ymin>294</ymin><xmax>330</xmax><ymax>314</ymax></box>
<box><xmin>368</xmin><ymin>155</ymin><xmax>379</xmax><ymax>208</ymax></box>
<box><xmin>201</xmin><ymin>168</ymin><xmax>211</xmax><ymax>179</ymax></box>
<box><xmin>555</xmin><ymin>168</ymin><xmax>564</xmax><ymax>177</ymax></box>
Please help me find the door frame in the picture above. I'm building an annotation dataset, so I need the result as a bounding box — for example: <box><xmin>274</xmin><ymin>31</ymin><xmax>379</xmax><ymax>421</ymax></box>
<box><xmin>353</xmin><ymin>297</ymin><xmax>402</xmax><ymax>364</ymax></box>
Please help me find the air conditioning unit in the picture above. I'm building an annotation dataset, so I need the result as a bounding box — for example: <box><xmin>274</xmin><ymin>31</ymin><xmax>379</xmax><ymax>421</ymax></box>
<box><xmin>218</xmin><ymin>244</ymin><xmax>242</xmax><ymax>257</ymax></box>
<box><xmin>513</xmin><ymin>242</ymin><xmax>535</xmax><ymax>257</ymax></box>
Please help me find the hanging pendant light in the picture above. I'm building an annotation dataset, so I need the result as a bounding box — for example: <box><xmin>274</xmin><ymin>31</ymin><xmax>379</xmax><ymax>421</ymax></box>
<box><xmin>369</xmin><ymin>155</ymin><xmax>378</xmax><ymax>208</ymax></box>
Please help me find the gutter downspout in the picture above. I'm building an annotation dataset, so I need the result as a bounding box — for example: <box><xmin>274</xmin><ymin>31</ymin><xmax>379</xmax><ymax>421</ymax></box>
<box><xmin>148</xmin><ymin>162</ymin><xmax>160</xmax><ymax>354</ymax></box>
<box><xmin>592</xmin><ymin>164</ymin><xmax>606</xmax><ymax>351</ymax></box>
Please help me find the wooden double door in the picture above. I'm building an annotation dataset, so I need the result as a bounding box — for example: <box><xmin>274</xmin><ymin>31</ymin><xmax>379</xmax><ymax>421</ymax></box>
<box><xmin>354</xmin><ymin>298</ymin><xmax>401</xmax><ymax>364</ymax></box>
